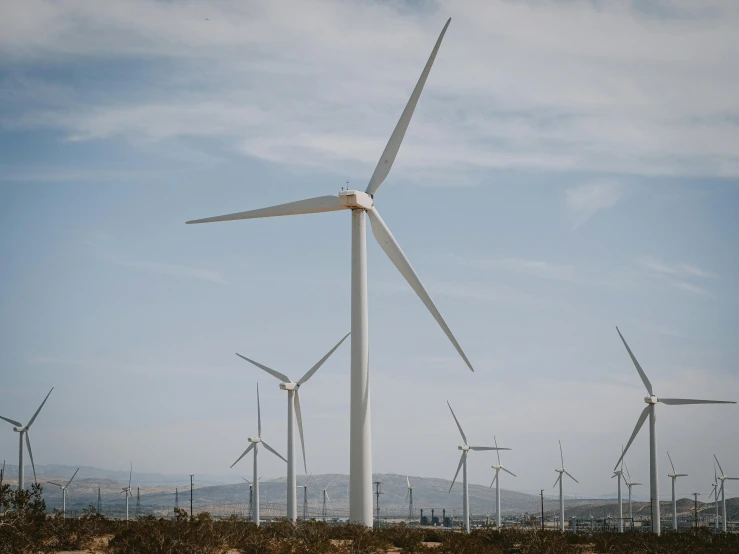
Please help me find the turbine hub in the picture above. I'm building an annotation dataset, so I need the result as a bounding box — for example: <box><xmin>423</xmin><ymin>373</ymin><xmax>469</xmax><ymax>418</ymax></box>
<box><xmin>280</xmin><ymin>382</ymin><xmax>297</xmax><ymax>391</ymax></box>
<box><xmin>645</xmin><ymin>395</ymin><xmax>658</xmax><ymax>404</ymax></box>
<box><xmin>339</xmin><ymin>190</ymin><xmax>374</xmax><ymax>210</ymax></box>
<box><xmin>249</xmin><ymin>437</ymin><xmax>261</xmax><ymax>443</ymax></box>
<box><xmin>492</xmin><ymin>465</ymin><xmax>502</xmax><ymax>470</ymax></box>
<box><xmin>458</xmin><ymin>445</ymin><xmax>470</xmax><ymax>451</ymax></box>
<box><xmin>556</xmin><ymin>468</ymin><xmax>565</xmax><ymax>473</ymax></box>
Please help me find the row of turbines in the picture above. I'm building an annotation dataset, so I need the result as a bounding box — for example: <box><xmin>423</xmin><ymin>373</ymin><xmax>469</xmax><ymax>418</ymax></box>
<box><xmin>2</xmin><ymin>17</ymin><xmax>736</xmax><ymax>536</ymax></box>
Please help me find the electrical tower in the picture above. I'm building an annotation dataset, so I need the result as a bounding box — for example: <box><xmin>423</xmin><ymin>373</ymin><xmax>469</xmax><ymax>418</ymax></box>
<box><xmin>97</xmin><ymin>487</ymin><xmax>101</xmax><ymax>514</ymax></box>
<box><xmin>373</xmin><ymin>481</ymin><xmax>383</xmax><ymax>529</ymax></box>
<box><xmin>189</xmin><ymin>475</ymin><xmax>194</xmax><ymax>520</ymax></box>
<box><xmin>135</xmin><ymin>487</ymin><xmax>140</xmax><ymax>518</ymax></box>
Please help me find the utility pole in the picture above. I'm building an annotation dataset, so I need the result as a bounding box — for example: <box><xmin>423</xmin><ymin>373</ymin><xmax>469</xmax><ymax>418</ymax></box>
<box><xmin>693</xmin><ymin>493</ymin><xmax>700</xmax><ymax>529</ymax></box>
<box><xmin>540</xmin><ymin>490</ymin><xmax>545</xmax><ymax>530</ymax></box>
<box><xmin>373</xmin><ymin>481</ymin><xmax>383</xmax><ymax>529</ymax></box>
<box><xmin>136</xmin><ymin>487</ymin><xmax>140</xmax><ymax>518</ymax></box>
<box><xmin>97</xmin><ymin>487</ymin><xmax>101</xmax><ymax>514</ymax></box>
<box><xmin>175</xmin><ymin>488</ymin><xmax>179</xmax><ymax>510</ymax></box>
<box><xmin>189</xmin><ymin>475</ymin><xmax>194</xmax><ymax>520</ymax></box>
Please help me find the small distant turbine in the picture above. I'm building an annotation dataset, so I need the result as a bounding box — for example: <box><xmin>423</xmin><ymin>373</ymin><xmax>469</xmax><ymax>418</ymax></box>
<box><xmin>553</xmin><ymin>440</ymin><xmax>579</xmax><ymax>532</ymax></box>
<box><xmin>121</xmin><ymin>463</ymin><xmax>133</xmax><ymax>522</ymax></box>
<box><xmin>489</xmin><ymin>435</ymin><xmax>514</xmax><ymax>530</ymax></box>
<box><xmin>297</xmin><ymin>474</ymin><xmax>312</xmax><ymax>520</ymax></box>
<box><xmin>447</xmin><ymin>401</ymin><xmax>507</xmax><ymax>534</ymax></box>
<box><xmin>666</xmin><ymin>451</ymin><xmax>688</xmax><ymax>531</ymax></box>
<box><xmin>322</xmin><ymin>478</ymin><xmax>334</xmax><ymax>522</ymax></box>
<box><xmin>613</xmin><ymin>327</ymin><xmax>735</xmax><ymax>535</ymax></box>
<box><xmin>47</xmin><ymin>467</ymin><xmax>79</xmax><ymax>518</ymax></box>
<box><xmin>623</xmin><ymin>462</ymin><xmax>642</xmax><ymax>526</ymax></box>
<box><xmin>0</xmin><ymin>387</ymin><xmax>54</xmax><ymax>490</ymax></box>
<box><xmin>236</xmin><ymin>332</ymin><xmax>349</xmax><ymax>521</ymax></box>
<box><xmin>406</xmin><ymin>476</ymin><xmax>414</xmax><ymax>523</ymax></box>
<box><xmin>612</xmin><ymin>447</ymin><xmax>626</xmax><ymax>533</ymax></box>
<box><xmin>710</xmin><ymin>464</ymin><xmax>719</xmax><ymax>532</ymax></box>
<box><xmin>713</xmin><ymin>454</ymin><xmax>738</xmax><ymax>533</ymax></box>
<box><xmin>230</xmin><ymin>384</ymin><xmax>287</xmax><ymax>526</ymax></box>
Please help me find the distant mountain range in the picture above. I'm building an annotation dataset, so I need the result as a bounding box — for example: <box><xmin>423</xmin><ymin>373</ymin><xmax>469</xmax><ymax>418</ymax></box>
<box><xmin>2</xmin><ymin>464</ymin><xmax>736</xmax><ymax>521</ymax></box>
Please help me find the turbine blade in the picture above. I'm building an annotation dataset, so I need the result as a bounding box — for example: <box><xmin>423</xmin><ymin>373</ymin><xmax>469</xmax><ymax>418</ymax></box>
<box><xmin>725</xmin><ymin>477</ymin><xmax>739</xmax><ymax>480</ymax></box>
<box><xmin>25</xmin><ymin>433</ymin><xmax>37</xmax><ymax>483</ymax></box>
<box><xmin>257</xmin><ymin>383</ymin><xmax>262</xmax><ymax>437</ymax></box>
<box><xmin>407</xmin><ymin>476</ymin><xmax>411</xmax><ymax>489</ymax></box>
<box><xmin>613</xmin><ymin>406</ymin><xmax>650</xmax><ymax>471</ymax></box>
<box><xmin>235</xmin><ymin>354</ymin><xmax>291</xmax><ymax>383</ymax></box>
<box><xmin>186</xmin><ymin>196</ymin><xmax>346</xmax><ymax>224</ymax></box>
<box><xmin>446</xmin><ymin>401</ymin><xmax>467</xmax><ymax>443</ymax></box>
<box><xmin>502</xmin><ymin>468</ymin><xmax>516</xmax><ymax>478</ymax></box>
<box><xmin>129</xmin><ymin>463</ymin><xmax>132</xmax><ymax>489</ymax></box>
<box><xmin>470</xmin><ymin>446</ymin><xmax>510</xmax><ymax>451</ymax></box>
<box><xmin>230</xmin><ymin>442</ymin><xmax>255</xmax><ymax>468</ymax></box>
<box><xmin>624</xmin><ymin>462</ymin><xmax>632</xmax><ymax>483</ymax></box>
<box><xmin>368</xmin><ymin>207</ymin><xmax>473</xmax><ymax>371</ymax></box>
<box><xmin>47</xmin><ymin>481</ymin><xmax>63</xmax><ymax>487</ymax></box>
<box><xmin>449</xmin><ymin>451</ymin><xmax>466</xmax><ymax>492</ymax></box>
<box><xmin>365</xmin><ymin>18</ymin><xmax>451</xmax><ymax>196</ymax></box>
<box><xmin>564</xmin><ymin>470</ymin><xmax>579</xmax><ymax>484</ymax></box>
<box><xmin>297</xmin><ymin>332</ymin><xmax>351</xmax><ymax>385</ymax></box>
<box><xmin>559</xmin><ymin>440</ymin><xmax>564</xmax><ymax>468</ymax></box>
<box><xmin>676</xmin><ymin>474</ymin><xmax>689</xmax><ymax>477</ymax></box>
<box><xmin>242</xmin><ymin>477</ymin><xmax>251</xmax><ymax>484</ymax></box>
<box><xmin>667</xmin><ymin>451</ymin><xmax>675</xmax><ymax>474</ymax></box>
<box><xmin>659</xmin><ymin>398</ymin><xmax>736</xmax><ymax>405</ymax></box>
<box><xmin>553</xmin><ymin>474</ymin><xmax>561</xmax><ymax>489</ymax></box>
<box><xmin>714</xmin><ymin>455</ymin><xmax>725</xmax><ymax>477</ymax></box>
<box><xmin>494</xmin><ymin>436</ymin><xmax>501</xmax><ymax>466</ymax></box>
<box><xmin>66</xmin><ymin>468</ymin><xmax>79</xmax><ymax>488</ymax></box>
<box><xmin>261</xmin><ymin>440</ymin><xmax>288</xmax><ymax>463</ymax></box>
<box><xmin>294</xmin><ymin>390</ymin><xmax>307</xmax><ymax>473</ymax></box>
<box><xmin>0</xmin><ymin>415</ymin><xmax>22</xmax><ymax>427</ymax></box>
<box><xmin>490</xmin><ymin>473</ymin><xmax>497</xmax><ymax>488</ymax></box>
<box><xmin>616</xmin><ymin>327</ymin><xmax>653</xmax><ymax>395</ymax></box>
<box><xmin>27</xmin><ymin>387</ymin><xmax>54</xmax><ymax>429</ymax></box>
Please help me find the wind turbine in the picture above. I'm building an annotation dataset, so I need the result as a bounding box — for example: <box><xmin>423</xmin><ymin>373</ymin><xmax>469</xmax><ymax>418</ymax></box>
<box><xmin>322</xmin><ymin>478</ymin><xmax>334</xmax><ymax>522</ymax></box>
<box><xmin>666</xmin><ymin>451</ymin><xmax>688</xmax><ymax>531</ymax></box>
<box><xmin>623</xmin><ymin>462</ymin><xmax>642</xmax><ymax>529</ymax></box>
<box><xmin>121</xmin><ymin>463</ymin><xmax>133</xmax><ymax>522</ymax></box>
<box><xmin>236</xmin><ymin>332</ymin><xmax>349</xmax><ymax>521</ymax></box>
<box><xmin>0</xmin><ymin>387</ymin><xmax>53</xmax><ymax>490</ymax></box>
<box><xmin>553</xmin><ymin>440</ymin><xmax>579</xmax><ymax>532</ymax></box>
<box><xmin>242</xmin><ymin>477</ymin><xmax>260</xmax><ymax>519</ymax></box>
<box><xmin>612</xmin><ymin>448</ymin><xmax>626</xmax><ymax>532</ymax></box>
<box><xmin>447</xmin><ymin>401</ymin><xmax>506</xmax><ymax>533</ymax></box>
<box><xmin>230</xmin><ymin>384</ymin><xmax>287</xmax><ymax>526</ymax></box>
<box><xmin>710</xmin><ymin>464</ymin><xmax>719</xmax><ymax>532</ymax></box>
<box><xmin>613</xmin><ymin>327</ymin><xmax>736</xmax><ymax>535</ymax></box>
<box><xmin>406</xmin><ymin>476</ymin><xmax>414</xmax><ymax>523</ymax></box>
<box><xmin>489</xmin><ymin>435</ymin><xmax>514</xmax><ymax>530</ymax></box>
<box><xmin>713</xmin><ymin>454</ymin><xmax>738</xmax><ymax>533</ymax></box>
<box><xmin>47</xmin><ymin>467</ymin><xmax>79</xmax><ymax>517</ymax></box>
<box><xmin>187</xmin><ymin>18</ymin><xmax>472</xmax><ymax>526</ymax></box>
<box><xmin>297</xmin><ymin>474</ymin><xmax>312</xmax><ymax>520</ymax></box>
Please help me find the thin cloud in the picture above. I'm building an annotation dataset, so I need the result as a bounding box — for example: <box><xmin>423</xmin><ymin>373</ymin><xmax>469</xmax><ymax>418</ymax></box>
<box><xmin>671</xmin><ymin>280</ymin><xmax>713</xmax><ymax>297</ymax></box>
<box><xmin>639</xmin><ymin>256</ymin><xmax>715</xmax><ymax>297</ymax></box>
<box><xmin>565</xmin><ymin>181</ymin><xmax>621</xmax><ymax>229</ymax></box>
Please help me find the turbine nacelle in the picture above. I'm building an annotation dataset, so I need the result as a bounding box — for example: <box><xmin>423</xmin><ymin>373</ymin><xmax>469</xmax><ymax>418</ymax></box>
<box><xmin>338</xmin><ymin>190</ymin><xmax>374</xmax><ymax>210</ymax></box>
<box><xmin>458</xmin><ymin>445</ymin><xmax>470</xmax><ymax>452</ymax></box>
<box><xmin>556</xmin><ymin>468</ymin><xmax>566</xmax><ymax>473</ymax></box>
<box><xmin>249</xmin><ymin>437</ymin><xmax>261</xmax><ymax>444</ymax></box>
<box><xmin>492</xmin><ymin>465</ymin><xmax>502</xmax><ymax>470</ymax></box>
<box><xmin>279</xmin><ymin>382</ymin><xmax>298</xmax><ymax>391</ymax></box>
<box><xmin>645</xmin><ymin>395</ymin><xmax>658</xmax><ymax>404</ymax></box>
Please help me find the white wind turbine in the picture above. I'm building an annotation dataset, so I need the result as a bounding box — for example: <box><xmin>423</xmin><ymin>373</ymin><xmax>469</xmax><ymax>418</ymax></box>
<box><xmin>710</xmin><ymin>464</ymin><xmax>719</xmax><ymax>532</ymax></box>
<box><xmin>406</xmin><ymin>476</ymin><xmax>414</xmax><ymax>523</ymax></box>
<box><xmin>121</xmin><ymin>463</ymin><xmax>133</xmax><ymax>522</ymax></box>
<box><xmin>613</xmin><ymin>327</ymin><xmax>736</xmax><ymax>535</ymax></box>
<box><xmin>623</xmin><ymin>462</ymin><xmax>642</xmax><ymax>528</ymax></box>
<box><xmin>322</xmin><ymin>478</ymin><xmax>334</xmax><ymax>522</ymax></box>
<box><xmin>666</xmin><ymin>451</ymin><xmax>688</xmax><ymax>531</ymax></box>
<box><xmin>489</xmin><ymin>435</ymin><xmax>514</xmax><ymax>530</ymax></box>
<box><xmin>553</xmin><ymin>440</ymin><xmax>579</xmax><ymax>532</ymax></box>
<box><xmin>187</xmin><ymin>18</ymin><xmax>472</xmax><ymax>526</ymax></box>
<box><xmin>612</xmin><ymin>448</ymin><xmax>626</xmax><ymax>533</ymax></box>
<box><xmin>0</xmin><ymin>387</ymin><xmax>53</xmax><ymax>490</ymax></box>
<box><xmin>447</xmin><ymin>401</ymin><xmax>506</xmax><ymax>534</ymax></box>
<box><xmin>713</xmin><ymin>454</ymin><xmax>738</xmax><ymax>533</ymax></box>
<box><xmin>231</xmin><ymin>384</ymin><xmax>287</xmax><ymax>526</ymax></box>
<box><xmin>236</xmin><ymin>332</ymin><xmax>349</xmax><ymax>521</ymax></box>
<box><xmin>297</xmin><ymin>474</ymin><xmax>312</xmax><ymax>520</ymax></box>
<box><xmin>47</xmin><ymin>467</ymin><xmax>79</xmax><ymax>518</ymax></box>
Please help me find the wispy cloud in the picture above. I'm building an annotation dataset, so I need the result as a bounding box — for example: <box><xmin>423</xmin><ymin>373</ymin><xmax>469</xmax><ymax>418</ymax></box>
<box><xmin>110</xmin><ymin>258</ymin><xmax>226</xmax><ymax>284</ymax></box>
<box><xmin>565</xmin><ymin>181</ymin><xmax>622</xmax><ymax>229</ymax></box>
<box><xmin>639</xmin><ymin>256</ymin><xmax>715</xmax><ymax>297</ymax></box>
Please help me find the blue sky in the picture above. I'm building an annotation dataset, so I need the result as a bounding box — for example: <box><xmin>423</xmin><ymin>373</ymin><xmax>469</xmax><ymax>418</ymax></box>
<box><xmin>1</xmin><ymin>0</ymin><xmax>738</xmax><ymax>502</ymax></box>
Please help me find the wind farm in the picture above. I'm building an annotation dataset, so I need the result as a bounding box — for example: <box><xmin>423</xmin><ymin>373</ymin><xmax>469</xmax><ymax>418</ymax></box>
<box><xmin>2</xmin><ymin>2</ymin><xmax>739</xmax><ymax>553</ymax></box>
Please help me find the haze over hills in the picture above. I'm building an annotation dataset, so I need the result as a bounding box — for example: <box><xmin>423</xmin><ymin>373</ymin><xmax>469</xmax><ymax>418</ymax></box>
<box><xmin>7</xmin><ymin>463</ymin><xmax>736</xmax><ymax>520</ymax></box>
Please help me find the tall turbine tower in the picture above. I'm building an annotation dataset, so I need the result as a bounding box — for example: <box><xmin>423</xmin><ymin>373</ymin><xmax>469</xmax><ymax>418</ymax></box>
<box><xmin>553</xmin><ymin>441</ymin><xmax>579</xmax><ymax>532</ymax></box>
<box><xmin>623</xmin><ymin>463</ymin><xmax>642</xmax><ymax>528</ymax></box>
<box><xmin>231</xmin><ymin>384</ymin><xmax>287</xmax><ymax>526</ymax></box>
<box><xmin>47</xmin><ymin>467</ymin><xmax>79</xmax><ymax>518</ymax></box>
<box><xmin>322</xmin><ymin>479</ymin><xmax>333</xmax><ymax>522</ymax></box>
<box><xmin>613</xmin><ymin>327</ymin><xmax>735</xmax><ymax>535</ymax></box>
<box><xmin>713</xmin><ymin>454</ymin><xmax>738</xmax><ymax>533</ymax></box>
<box><xmin>406</xmin><ymin>477</ymin><xmax>414</xmax><ymax>523</ymax></box>
<box><xmin>666</xmin><ymin>451</ymin><xmax>688</xmax><ymax>531</ymax></box>
<box><xmin>121</xmin><ymin>463</ymin><xmax>133</xmax><ymax>522</ymax></box>
<box><xmin>612</xmin><ymin>448</ymin><xmax>626</xmax><ymax>532</ymax></box>
<box><xmin>297</xmin><ymin>474</ymin><xmax>312</xmax><ymax>520</ymax></box>
<box><xmin>236</xmin><ymin>332</ymin><xmax>349</xmax><ymax>521</ymax></box>
<box><xmin>447</xmin><ymin>401</ymin><xmax>505</xmax><ymax>533</ymax></box>
<box><xmin>187</xmin><ymin>18</ymin><xmax>472</xmax><ymax>526</ymax></box>
<box><xmin>710</xmin><ymin>465</ymin><xmax>719</xmax><ymax>532</ymax></box>
<box><xmin>0</xmin><ymin>387</ymin><xmax>53</xmax><ymax>490</ymax></box>
<box><xmin>489</xmin><ymin>435</ymin><xmax>515</xmax><ymax>530</ymax></box>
